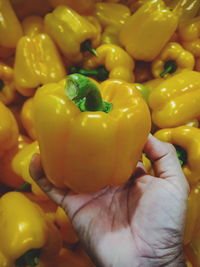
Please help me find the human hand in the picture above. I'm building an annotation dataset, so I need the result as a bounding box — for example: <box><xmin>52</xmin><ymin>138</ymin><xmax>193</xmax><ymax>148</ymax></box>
<box><xmin>30</xmin><ymin>135</ymin><xmax>189</xmax><ymax>267</ymax></box>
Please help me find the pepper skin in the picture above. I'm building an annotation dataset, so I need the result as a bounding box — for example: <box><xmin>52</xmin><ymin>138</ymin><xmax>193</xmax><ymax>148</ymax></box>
<box><xmin>135</xmin><ymin>61</ymin><xmax>153</xmax><ymax>83</ymax></box>
<box><xmin>154</xmin><ymin>126</ymin><xmax>200</xmax><ymax>185</ymax></box>
<box><xmin>55</xmin><ymin>207</ymin><xmax>78</xmax><ymax>244</ymax></box>
<box><xmin>185</xmin><ymin>229</ymin><xmax>200</xmax><ymax>267</ymax></box>
<box><xmin>33</xmin><ymin>75</ymin><xmax>151</xmax><ymax>193</ymax></box>
<box><xmin>0</xmin><ymin>192</ymin><xmax>62</xmax><ymax>267</ymax></box>
<box><xmin>184</xmin><ymin>184</ymin><xmax>200</xmax><ymax>245</ymax></box>
<box><xmin>44</xmin><ymin>6</ymin><xmax>100</xmax><ymax>63</ymax></box>
<box><xmin>79</xmin><ymin>44</ymin><xmax>135</xmax><ymax>82</ymax></box>
<box><xmin>148</xmin><ymin>70</ymin><xmax>200</xmax><ymax>128</ymax></box>
<box><xmin>12</xmin><ymin>141</ymin><xmax>49</xmax><ymax>201</ymax></box>
<box><xmin>101</xmin><ymin>26</ymin><xmax>120</xmax><ymax>46</ymax></box>
<box><xmin>0</xmin><ymin>62</ymin><xmax>18</xmax><ymax>105</ymax></box>
<box><xmin>94</xmin><ymin>3</ymin><xmax>130</xmax><ymax>28</ymax></box>
<box><xmin>21</xmin><ymin>97</ymin><xmax>37</xmax><ymax>140</ymax></box>
<box><xmin>152</xmin><ymin>42</ymin><xmax>195</xmax><ymax>78</ymax></box>
<box><xmin>14</xmin><ymin>16</ymin><xmax>66</xmax><ymax>97</ymax></box>
<box><xmin>48</xmin><ymin>0</ymin><xmax>97</xmax><ymax>15</ymax></box>
<box><xmin>0</xmin><ymin>135</ymin><xmax>31</xmax><ymax>188</ymax></box>
<box><xmin>119</xmin><ymin>0</ymin><xmax>179</xmax><ymax>61</ymax></box>
<box><xmin>0</xmin><ymin>0</ymin><xmax>23</xmax><ymax>48</ymax></box>
<box><xmin>179</xmin><ymin>17</ymin><xmax>200</xmax><ymax>58</ymax></box>
<box><xmin>0</xmin><ymin>101</ymin><xmax>19</xmax><ymax>158</ymax></box>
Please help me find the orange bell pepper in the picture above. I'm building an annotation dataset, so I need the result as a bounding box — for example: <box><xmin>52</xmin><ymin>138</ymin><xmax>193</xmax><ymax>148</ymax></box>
<box><xmin>21</xmin><ymin>97</ymin><xmax>37</xmax><ymax>140</ymax></box>
<box><xmin>33</xmin><ymin>75</ymin><xmax>151</xmax><ymax>193</ymax></box>
<box><xmin>14</xmin><ymin>16</ymin><xmax>66</xmax><ymax>97</ymax></box>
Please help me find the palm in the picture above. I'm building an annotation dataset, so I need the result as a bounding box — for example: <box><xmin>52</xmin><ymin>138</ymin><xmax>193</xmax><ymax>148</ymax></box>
<box><xmin>61</xmin><ymin>174</ymin><xmax>186</xmax><ymax>266</ymax></box>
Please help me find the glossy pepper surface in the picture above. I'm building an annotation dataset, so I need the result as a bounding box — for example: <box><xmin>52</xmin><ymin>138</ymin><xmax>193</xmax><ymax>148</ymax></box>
<box><xmin>74</xmin><ymin>44</ymin><xmax>135</xmax><ymax>83</ymax></box>
<box><xmin>185</xmin><ymin>228</ymin><xmax>200</xmax><ymax>267</ymax></box>
<box><xmin>12</xmin><ymin>141</ymin><xmax>49</xmax><ymax>201</ymax></box>
<box><xmin>0</xmin><ymin>0</ymin><xmax>23</xmax><ymax>48</ymax></box>
<box><xmin>21</xmin><ymin>97</ymin><xmax>37</xmax><ymax>140</ymax></box>
<box><xmin>179</xmin><ymin>16</ymin><xmax>200</xmax><ymax>57</ymax></box>
<box><xmin>154</xmin><ymin>126</ymin><xmax>200</xmax><ymax>185</ymax></box>
<box><xmin>44</xmin><ymin>6</ymin><xmax>100</xmax><ymax>62</ymax></box>
<box><xmin>0</xmin><ymin>101</ymin><xmax>19</xmax><ymax>158</ymax></box>
<box><xmin>48</xmin><ymin>0</ymin><xmax>97</xmax><ymax>15</ymax></box>
<box><xmin>0</xmin><ymin>135</ymin><xmax>30</xmax><ymax>188</ymax></box>
<box><xmin>101</xmin><ymin>26</ymin><xmax>120</xmax><ymax>46</ymax></box>
<box><xmin>0</xmin><ymin>62</ymin><xmax>17</xmax><ymax>105</ymax></box>
<box><xmin>0</xmin><ymin>192</ymin><xmax>62</xmax><ymax>267</ymax></box>
<box><xmin>14</xmin><ymin>16</ymin><xmax>66</xmax><ymax>97</ymax></box>
<box><xmin>151</xmin><ymin>42</ymin><xmax>195</xmax><ymax>78</ymax></box>
<box><xmin>184</xmin><ymin>184</ymin><xmax>200</xmax><ymax>245</ymax></box>
<box><xmin>94</xmin><ymin>3</ymin><xmax>130</xmax><ymax>28</ymax></box>
<box><xmin>148</xmin><ymin>70</ymin><xmax>200</xmax><ymax>128</ymax></box>
<box><xmin>33</xmin><ymin>75</ymin><xmax>151</xmax><ymax>193</ymax></box>
<box><xmin>119</xmin><ymin>0</ymin><xmax>179</xmax><ymax>61</ymax></box>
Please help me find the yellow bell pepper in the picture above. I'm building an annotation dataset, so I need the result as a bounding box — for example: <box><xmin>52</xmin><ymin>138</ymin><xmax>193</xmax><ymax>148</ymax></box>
<box><xmin>14</xmin><ymin>16</ymin><xmax>66</xmax><ymax>97</ymax></box>
<box><xmin>119</xmin><ymin>0</ymin><xmax>179</xmax><ymax>61</ymax></box>
<box><xmin>0</xmin><ymin>101</ymin><xmax>19</xmax><ymax>158</ymax></box>
<box><xmin>55</xmin><ymin>207</ymin><xmax>78</xmax><ymax>244</ymax></box>
<box><xmin>185</xmin><ymin>119</ymin><xmax>199</xmax><ymax>128</ymax></box>
<box><xmin>70</xmin><ymin>44</ymin><xmax>135</xmax><ymax>83</ymax></box>
<box><xmin>185</xmin><ymin>229</ymin><xmax>200</xmax><ymax>267</ymax></box>
<box><xmin>0</xmin><ymin>0</ymin><xmax>23</xmax><ymax>48</ymax></box>
<box><xmin>154</xmin><ymin>126</ymin><xmax>200</xmax><ymax>185</ymax></box>
<box><xmin>44</xmin><ymin>6</ymin><xmax>100</xmax><ymax>63</ymax></box>
<box><xmin>0</xmin><ymin>192</ymin><xmax>62</xmax><ymax>267</ymax></box>
<box><xmin>0</xmin><ymin>62</ymin><xmax>18</xmax><ymax>105</ymax></box>
<box><xmin>151</xmin><ymin>42</ymin><xmax>195</xmax><ymax>78</ymax></box>
<box><xmin>33</xmin><ymin>75</ymin><xmax>151</xmax><ymax>193</ymax></box>
<box><xmin>142</xmin><ymin>153</ymin><xmax>154</xmax><ymax>176</ymax></box>
<box><xmin>0</xmin><ymin>135</ymin><xmax>31</xmax><ymax>188</ymax></box>
<box><xmin>10</xmin><ymin>0</ymin><xmax>52</xmax><ymax>20</ymax></box>
<box><xmin>21</xmin><ymin>97</ymin><xmax>37</xmax><ymax>140</ymax></box>
<box><xmin>184</xmin><ymin>184</ymin><xmax>200</xmax><ymax>245</ymax></box>
<box><xmin>48</xmin><ymin>0</ymin><xmax>97</xmax><ymax>15</ymax></box>
<box><xmin>12</xmin><ymin>141</ymin><xmax>49</xmax><ymax>201</ymax></box>
<box><xmin>94</xmin><ymin>3</ymin><xmax>130</xmax><ymax>28</ymax></box>
<box><xmin>179</xmin><ymin>16</ymin><xmax>200</xmax><ymax>58</ymax></box>
<box><xmin>148</xmin><ymin>70</ymin><xmax>200</xmax><ymax>128</ymax></box>
<box><xmin>101</xmin><ymin>25</ymin><xmax>120</xmax><ymax>46</ymax></box>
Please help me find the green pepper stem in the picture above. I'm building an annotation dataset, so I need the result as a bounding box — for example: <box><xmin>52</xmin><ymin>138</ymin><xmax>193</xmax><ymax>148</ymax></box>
<box><xmin>80</xmin><ymin>39</ymin><xmax>97</xmax><ymax>56</ymax></box>
<box><xmin>65</xmin><ymin>74</ymin><xmax>112</xmax><ymax>112</ymax></box>
<box><xmin>174</xmin><ymin>145</ymin><xmax>187</xmax><ymax>166</ymax></box>
<box><xmin>69</xmin><ymin>65</ymin><xmax>109</xmax><ymax>82</ymax></box>
<box><xmin>0</xmin><ymin>79</ymin><xmax>4</xmax><ymax>91</ymax></box>
<box><xmin>15</xmin><ymin>249</ymin><xmax>41</xmax><ymax>267</ymax></box>
<box><xmin>160</xmin><ymin>60</ymin><xmax>177</xmax><ymax>77</ymax></box>
<box><xmin>15</xmin><ymin>182</ymin><xmax>32</xmax><ymax>192</ymax></box>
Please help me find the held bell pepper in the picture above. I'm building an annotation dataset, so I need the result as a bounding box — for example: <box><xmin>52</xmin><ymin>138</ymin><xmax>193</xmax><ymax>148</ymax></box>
<box><xmin>179</xmin><ymin>17</ymin><xmax>200</xmax><ymax>58</ymax></box>
<box><xmin>70</xmin><ymin>44</ymin><xmax>135</xmax><ymax>82</ymax></box>
<box><xmin>21</xmin><ymin>97</ymin><xmax>37</xmax><ymax>140</ymax></box>
<box><xmin>94</xmin><ymin>3</ymin><xmax>130</xmax><ymax>28</ymax></box>
<box><xmin>185</xmin><ymin>229</ymin><xmax>200</xmax><ymax>267</ymax></box>
<box><xmin>184</xmin><ymin>184</ymin><xmax>200</xmax><ymax>245</ymax></box>
<box><xmin>44</xmin><ymin>6</ymin><xmax>100</xmax><ymax>63</ymax></box>
<box><xmin>151</xmin><ymin>42</ymin><xmax>195</xmax><ymax>78</ymax></box>
<box><xmin>33</xmin><ymin>75</ymin><xmax>151</xmax><ymax>193</ymax></box>
<box><xmin>0</xmin><ymin>192</ymin><xmax>62</xmax><ymax>267</ymax></box>
<box><xmin>12</xmin><ymin>141</ymin><xmax>49</xmax><ymax>201</ymax></box>
<box><xmin>14</xmin><ymin>16</ymin><xmax>66</xmax><ymax>97</ymax></box>
<box><xmin>0</xmin><ymin>62</ymin><xmax>18</xmax><ymax>105</ymax></box>
<box><xmin>119</xmin><ymin>0</ymin><xmax>179</xmax><ymax>61</ymax></box>
<box><xmin>48</xmin><ymin>0</ymin><xmax>97</xmax><ymax>15</ymax></box>
<box><xmin>154</xmin><ymin>126</ymin><xmax>200</xmax><ymax>185</ymax></box>
<box><xmin>0</xmin><ymin>0</ymin><xmax>23</xmax><ymax>48</ymax></box>
<box><xmin>148</xmin><ymin>70</ymin><xmax>200</xmax><ymax>128</ymax></box>
<box><xmin>0</xmin><ymin>101</ymin><xmax>19</xmax><ymax>158</ymax></box>
<box><xmin>0</xmin><ymin>135</ymin><xmax>31</xmax><ymax>188</ymax></box>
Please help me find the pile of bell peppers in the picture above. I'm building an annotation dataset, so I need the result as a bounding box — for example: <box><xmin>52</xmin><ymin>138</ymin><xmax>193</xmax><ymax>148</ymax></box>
<box><xmin>1</xmin><ymin>0</ymin><xmax>200</xmax><ymax>266</ymax></box>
